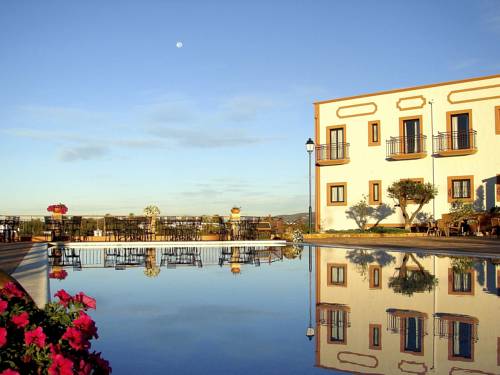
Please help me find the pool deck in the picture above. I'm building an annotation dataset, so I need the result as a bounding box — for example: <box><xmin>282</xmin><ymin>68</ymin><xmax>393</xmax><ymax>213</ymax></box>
<box><xmin>307</xmin><ymin>236</ymin><xmax>500</xmax><ymax>257</ymax></box>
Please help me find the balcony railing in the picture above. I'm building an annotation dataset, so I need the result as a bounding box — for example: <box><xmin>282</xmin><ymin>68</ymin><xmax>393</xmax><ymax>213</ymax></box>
<box><xmin>433</xmin><ymin>130</ymin><xmax>477</xmax><ymax>156</ymax></box>
<box><xmin>315</xmin><ymin>143</ymin><xmax>350</xmax><ymax>165</ymax></box>
<box><xmin>386</xmin><ymin>135</ymin><xmax>427</xmax><ymax>160</ymax></box>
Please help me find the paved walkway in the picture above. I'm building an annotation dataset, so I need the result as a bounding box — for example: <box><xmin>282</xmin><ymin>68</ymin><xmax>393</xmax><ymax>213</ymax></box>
<box><xmin>307</xmin><ymin>236</ymin><xmax>500</xmax><ymax>256</ymax></box>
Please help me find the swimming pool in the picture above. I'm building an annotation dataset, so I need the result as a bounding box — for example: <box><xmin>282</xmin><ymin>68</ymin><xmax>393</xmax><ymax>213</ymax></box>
<box><xmin>47</xmin><ymin>245</ymin><xmax>500</xmax><ymax>374</ymax></box>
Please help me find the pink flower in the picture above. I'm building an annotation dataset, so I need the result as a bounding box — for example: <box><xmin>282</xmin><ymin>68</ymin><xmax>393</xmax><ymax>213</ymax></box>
<box><xmin>55</xmin><ymin>289</ymin><xmax>72</xmax><ymax>307</ymax></box>
<box><xmin>48</xmin><ymin>353</ymin><xmax>73</xmax><ymax>375</ymax></box>
<box><xmin>62</xmin><ymin>327</ymin><xmax>90</xmax><ymax>351</ymax></box>
<box><xmin>76</xmin><ymin>359</ymin><xmax>92</xmax><ymax>375</ymax></box>
<box><xmin>0</xmin><ymin>369</ymin><xmax>21</xmax><ymax>375</ymax></box>
<box><xmin>24</xmin><ymin>327</ymin><xmax>46</xmax><ymax>348</ymax></box>
<box><xmin>0</xmin><ymin>299</ymin><xmax>7</xmax><ymax>313</ymax></box>
<box><xmin>11</xmin><ymin>311</ymin><xmax>29</xmax><ymax>328</ymax></box>
<box><xmin>1</xmin><ymin>282</ymin><xmax>24</xmax><ymax>299</ymax></box>
<box><xmin>74</xmin><ymin>292</ymin><xmax>96</xmax><ymax>310</ymax></box>
<box><xmin>0</xmin><ymin>327</ymin><xmax>7</xmax><ymax>348</ymax></box>
<box><xmin>73</xmin><ymin>312</ymin><xmax>98</xmax><ymax>339</ymax></box>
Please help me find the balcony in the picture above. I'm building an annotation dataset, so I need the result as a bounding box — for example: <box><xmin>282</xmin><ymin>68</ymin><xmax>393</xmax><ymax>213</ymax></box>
<box><xmin>315</xmin><ymin>143</ymin><xmax>350</xmax><ymax>166</ymax></box>
<box><xmin>386</xmin><ymin>135</ymin><xmax>427</xmax><ymax>160</ymax></box>
<box><xmin>433</xmin><ymin>130</ymin><xmax>477</xmax><ymax>157</ymax></box>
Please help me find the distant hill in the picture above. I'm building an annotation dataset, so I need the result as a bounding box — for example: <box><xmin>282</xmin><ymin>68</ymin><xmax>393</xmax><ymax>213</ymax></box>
<box><xmin>274</xmin><ymin>212</ymin><xmax>314</xmax><ymax>223</ymax></box>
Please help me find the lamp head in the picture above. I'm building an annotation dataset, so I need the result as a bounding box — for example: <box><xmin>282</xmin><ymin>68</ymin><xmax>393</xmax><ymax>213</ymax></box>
<box><xmin>305</xmin><ymin>138</ymin><xmax>315</xmax><ymax>153</ymax></box>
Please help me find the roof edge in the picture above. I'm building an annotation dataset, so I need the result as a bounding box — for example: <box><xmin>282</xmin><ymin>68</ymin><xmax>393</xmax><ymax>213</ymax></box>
<box><xmin>313</xmin><ymin>73</ymin><xmax>500</xmax><ymax>105</ymax></box>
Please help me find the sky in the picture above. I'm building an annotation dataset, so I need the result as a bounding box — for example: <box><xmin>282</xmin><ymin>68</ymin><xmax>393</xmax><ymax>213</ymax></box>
<box><xmin>0</xmin><ymin>0</ymin><xmax>499</xmax><ymax>216</ymax></box>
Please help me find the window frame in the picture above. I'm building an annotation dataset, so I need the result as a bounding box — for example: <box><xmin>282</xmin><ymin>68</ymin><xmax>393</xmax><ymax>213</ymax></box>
<box><xmin>447</xmin><ymin>318</ymin><xmax>476</xmax><ymax>362</ymax></box>
<box><xmin>446</xmin><ymin>109</ymin><xmax>473</xmax><ymax>150</ymax></box>
<box><xmin>326</xmin><ymin>124</ymin><xmax>347</xmax><ymax>160</ymax></box>
<box><xmin>327</xmin><ymin>309</ymin><xmax>348</xmax><ymax>345</ymax></box>
<box><xmin>448</xmin><ymin>268</ymin><xmax>475</xmax><ymax>295</ymax></box>
<box><xmin>327</xmin><ymin>263</ymin><xmax>347</xmax><ymax>287</ymax></box>
<box><xmin>327</xmin><ymin>182</ymin><xmax>347</xmax><ymax>206</ymax></box>
<box><xmin>368</xmin><ymin>120</ymin><xmax>381</xmax><ymax>146</ymax></box>
<box><xmin>400</xmin><ymin>316</ymin><xmax>425</xmax><ymax>356</ymax></box>
<box><xmin>368</xmin><ymin>180</ymin><xmax>382</xmax><ymax>205</ymax></box>
<box><xmin>447</xmin><ymin>175</ymin><xmax>474</xmax><ymax>203</ymax></box>
<box><xmin>399</xmin><ymin>115</ymin><xmax>424</xmax><ymax>154</ymax></box>
<box><xmin>369</xmin><ymin>265</ymin><xmax>382</xmax><ymax>289</ymax></box>
<box><xmin>369</xmin><ymin>324</ymin><xmax>382</xmax><ymax>350</ymax></box>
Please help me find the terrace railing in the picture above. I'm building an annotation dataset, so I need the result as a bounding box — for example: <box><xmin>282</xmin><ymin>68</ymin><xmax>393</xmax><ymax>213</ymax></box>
<box><xmin>433</xmin><ymin>130</ymin><xmax>477</xmax><ymax>156</ymax></box>
<box><xmin>315</xmin><ymin>143</ymin><xmax>350</xmax><ymax>165</ymax></box>
<box><xmin>386</xmin><ymin>135</ymin><xmax>427</xmax><ymax>160</ymax></box>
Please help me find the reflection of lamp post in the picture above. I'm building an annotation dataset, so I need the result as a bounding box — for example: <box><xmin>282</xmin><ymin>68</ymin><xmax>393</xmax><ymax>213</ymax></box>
<box><xmin>306</xmin><ymin>245</ymin><xmax>315</xmax><ymax>341</ymax></box>
<box><xmin>305</xmin><ymin>138</ymin><xmax>315</xmax><ymax>233</ymax></box>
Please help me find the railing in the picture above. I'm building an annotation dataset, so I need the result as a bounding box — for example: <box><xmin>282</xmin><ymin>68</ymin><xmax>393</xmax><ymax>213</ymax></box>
<box><xmin>315</xmin><ymin>143</ymin><xmax>350</xmax><ymax>162</ymax></box>
<box><xmin>0</xmin><ymin>215</ymin><xmax>279</xmax><ymax>242</ymax></box>
<box><xmin>433</xmin><ymin>130</ymin><xmax>477</xmax><ymax>153</ymax></box>
<box><xmin>386</xmin><ymin>135</ymin><xmax>426</xmax><ymax>158</ymax></box>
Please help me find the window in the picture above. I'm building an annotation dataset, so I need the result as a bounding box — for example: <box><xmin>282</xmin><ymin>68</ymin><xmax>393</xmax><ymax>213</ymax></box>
<box><xmin>327</xmin><ymin>182</ymin><xmax>347</xmax><ymax>206</ymax></box>
<box><xmin>447</xmin><ymin>176</ymin><xmax>474</xmax><ymax>203</ymax></box>
<box><xmin>495</xmin><ymin>106</ymin><xmax>500</xmax><ymax>135</ymax></box>
<box><xmin>328</xmin><ymin>264</ymin><xmax>347</xmax><ymax>286</ymax></box>
<box><xmin>369</xmin><ymin>324</ymin><xmax>382</xmax><ymax>350</ymax></box>
<box><xmin>369</xmin><ymin>180</ymin><xmax>382</xmax><ymax>205</ymax></box>
<box><xmin>447</xmin><ymin>110</ymin><xmax>472</xmax><ymax>150</ymax></box>
<box><xmin>368</xmin><ymin>120</ymin><xmax>381</xmax><ymax>146</ymax></box>
<box><xmin>369</xmin><ymin>265</ymin><xmax>382</xmax><ymax>289</ymax></box>
<box><xmin>450</xmin><ymin>321</ymin><xmax>473</xmax><ymax>360</ymax></box>
<box><xmin>449</xmin><ymin>268</ymin><xmax>474</xmax><ymax>295</ymax></box>
<box><xmin>327</xmin><ymin>125</ymin><xmax>346</xmax><ymax>160</ymax></box>
<box><xmin>328</xmin><ymin>310</ymin><xmax>347</xmax><ymax>344</ymax></box>
<box><xmin>403</xmin><ymin>317</ymin><xmax>424</xmax><ymax>354</ymax></box>
<box><xmin>399</xmin><ymin>116</ymin><xmax>423</xmax><ymax>154</ymax></box>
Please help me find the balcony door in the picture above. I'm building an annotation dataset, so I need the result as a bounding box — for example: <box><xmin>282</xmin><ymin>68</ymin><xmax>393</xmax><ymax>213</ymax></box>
<box><xmin>450</xmin><ymin>113</ymin><xmax>470</xmax><ymax>150</ymax></box>
<box><xmin>403</xmin><ymin>118</ymin><xmax>421</xmax><ymax>154</ymax></box>
<box><xmin>329</xmin><ymin>127</ymin><xmax>345</xmax><ymax>160</ymax></box>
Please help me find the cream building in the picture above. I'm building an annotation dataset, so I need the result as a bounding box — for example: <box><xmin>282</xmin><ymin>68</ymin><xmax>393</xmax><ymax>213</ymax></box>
<box><xmin>315</xmin><ymin>246</ymin><xmax>500</xmax><ymax>374</ymax></box>
<box><xmin>314</xmin><ymin>74</ymin><xmax>500</xmax><ymax>230</ymax></box>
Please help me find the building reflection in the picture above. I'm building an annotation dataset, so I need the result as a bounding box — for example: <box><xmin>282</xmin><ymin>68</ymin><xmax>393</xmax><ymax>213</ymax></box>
<box><xmin>314</xmin><ymin>247</ymin><xmax>499</xmax><ymax>374</ymax></box>
<box><xmin>47</xmin><ymin>245</ymin><xmax>296</xmax><ymax>275</ymax></box>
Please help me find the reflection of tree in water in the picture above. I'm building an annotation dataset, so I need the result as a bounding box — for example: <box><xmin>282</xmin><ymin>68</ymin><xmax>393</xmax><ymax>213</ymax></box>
<box><xmin>345</xmin><ymin>249</ymin><xmax>396</xmax><ymax>279</ymax></box>
<box><xmin>389</xmin><ymin>253</ymin><xmax>438</xmax><ymax>296</ymax></box>
<box><xmin>144</xmin><ymin>248</ymin><xmax>160</xmax><ymax>278</ymax></box>
<box><xmin>283</xmin><ymin>245</ymin><xmax>303</xmax><ymax>260</ymax></box>
<box><xmin>450</xmin><ymin>256</ymin><xmax>475</xmax><ymax>274</ymax></box>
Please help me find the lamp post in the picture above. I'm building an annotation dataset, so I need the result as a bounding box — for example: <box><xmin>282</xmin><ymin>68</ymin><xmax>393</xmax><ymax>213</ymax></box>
<box><xmin>305</xmin><ymin>138</ymin><xmax>315</xmax><ymax>234</ymax></box>
<box><xmin>306</xmin><ymin>245</ymin><xmax>315</xmax><ymax>341</ymax></box>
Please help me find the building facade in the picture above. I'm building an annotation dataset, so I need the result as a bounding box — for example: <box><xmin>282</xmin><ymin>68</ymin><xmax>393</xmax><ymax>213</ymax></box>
<box><xmin>314</xmin><ymin>74</ymin><xmax>500</xmax><ymax>231</ymax></box>
<box><xmin>315</xmin><ymin>246</ymin><xmax>500</xmax><ymax>374</ymax></box>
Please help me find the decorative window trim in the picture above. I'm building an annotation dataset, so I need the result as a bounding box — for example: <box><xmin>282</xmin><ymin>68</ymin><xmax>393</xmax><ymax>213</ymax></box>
<box><xmin>448</xmin><ymin>268</ymin><xmax>475</xmax><ymax>296</ymax></box>
<box><xmin>399</xmin><ymin>115</ymin><xmax>424</xmax><ymax>139</ymax></box>
<box><xmin>447</xmin><ymin>319</ymin><xmax>476</xmax><ymax>362</ymax></box>
<box><xmin>400</xmin><ymin>316</ymin><xmax>425</xmax><ymax>356</ymax></box>
<box><xmin>369</xmin><ymin>324</ymin><xmax>382</xmax><ymax>350</ymax></box>
<box><xmin>446</xmin><ymin>109</ymin><xmax>473</xmax><ymax>133</ymax></box>
<box><xmin>447</xmin><ymin>175</ymin><xmax>474</xmax><ymax>203</ymax></box>
<box><xmin>368</xmin><ymin>120</ymin><xmax>381</xmax><ymax>146</ymax></box>
<box><xmin>327</xmin><ymin>182</ymin><xmax>347</xmax><ymax>206</ymax></box>
<box><xmin>327</xmin><ymin>263</ymin><xmax>347</xmax><ymax>287</ymax></box>
<box><xmin>326</xmin><ymin>124</ymin><xmax>347</xmax><ymax>146</ymax></box>
<box><xmin>369</xmin><ymin>265</ymin><xmax>382</xmax><ymax>289</ymax></box>
<box><xmin>368</xmin><ymin>180</ymin><xmax>382</xmax><ymax>205</ymax></box>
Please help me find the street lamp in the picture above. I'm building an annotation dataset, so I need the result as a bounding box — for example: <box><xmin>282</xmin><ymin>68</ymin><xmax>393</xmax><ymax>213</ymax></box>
<box><xmin>306</xmin><ymin>245</ymin><xmax>315</xmax><ymax>341</ymax></box>
<box><xmin>305</xmin><ymin>138</ymin><xmax>315</xmax><ymax>234</ymax></box>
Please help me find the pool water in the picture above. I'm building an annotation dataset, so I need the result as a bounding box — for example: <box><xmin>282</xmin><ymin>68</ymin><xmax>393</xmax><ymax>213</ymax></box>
<box><xmin>48</xmin><ymin>245</ymin><xmax>500</xmax><ymax>375</ymax></box>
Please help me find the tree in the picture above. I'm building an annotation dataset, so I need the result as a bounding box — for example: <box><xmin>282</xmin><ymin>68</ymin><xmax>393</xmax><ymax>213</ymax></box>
<box><xmin>345</xmin><ymin>196</ymin><xmax>373</xmax><ymax>230</ymax></box>
<box><xmin>387</xmin><ymin>180</ymin><xmax>437</xmax><ymax>231</ymax></box>
<box><xmin>388</xmin><ymin>253</ymin><xmax>438</xmax><ymax>296</ymax></box>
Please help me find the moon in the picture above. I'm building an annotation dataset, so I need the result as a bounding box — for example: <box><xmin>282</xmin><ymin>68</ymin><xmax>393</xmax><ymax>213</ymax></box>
<box><xmin>176</xmin><ymin>41</ymin><xmax>183</xmax><ymax>48</ymax></box>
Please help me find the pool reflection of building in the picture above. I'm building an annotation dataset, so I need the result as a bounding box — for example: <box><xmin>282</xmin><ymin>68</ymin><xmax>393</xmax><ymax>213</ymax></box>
<box><xmin>315</xmin><ymin>247</ymin><xmax>499</xmax><ymax>374</ymax></box>
<box><xmin>48</xmin><ymin>246</ymin><xmax>291</xmax><ymax>273</ymax></box>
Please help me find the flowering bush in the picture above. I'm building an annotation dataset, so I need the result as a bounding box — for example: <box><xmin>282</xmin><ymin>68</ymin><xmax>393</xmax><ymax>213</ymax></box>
<box><xmin>0</xmin><ymin>282</ymin><xmax>111</xmax><ymax>374</ymax></box>
<box><xmin>292</xmin><ymin>229</ymin><xmax>304</xmax><ymax>243</ymax></box>
<box><xmin>49</xmin><ymin>269</ymin><xmax>68</xmax><ymax>280</ymax></box>
<box><xmin>47</xmin><ymin>204</ymin><xmax>68</xmax><ymax>215</ymax></box>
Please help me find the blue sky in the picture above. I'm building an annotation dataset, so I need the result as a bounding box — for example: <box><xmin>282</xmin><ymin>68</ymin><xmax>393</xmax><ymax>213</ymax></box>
<box><xmin>1</xmin><ymin>0</ymin><xmax>499</xmax><ymax>216</ymax></box>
